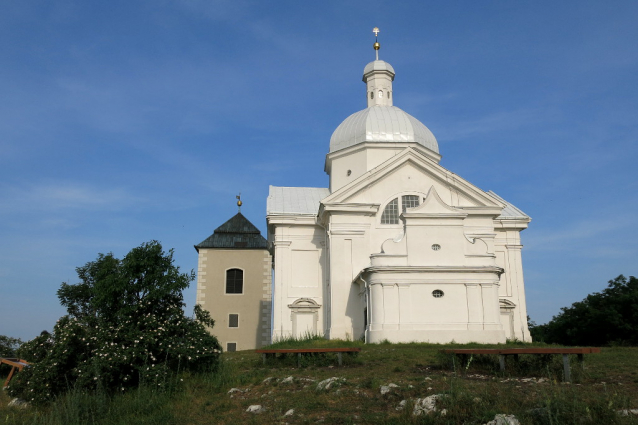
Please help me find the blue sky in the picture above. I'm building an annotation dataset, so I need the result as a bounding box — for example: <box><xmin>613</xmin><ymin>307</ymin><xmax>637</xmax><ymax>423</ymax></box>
<box><xmin>1</xmin><ymin>1</ymin><xmax>636</xmax><ymax>341</ymax></box>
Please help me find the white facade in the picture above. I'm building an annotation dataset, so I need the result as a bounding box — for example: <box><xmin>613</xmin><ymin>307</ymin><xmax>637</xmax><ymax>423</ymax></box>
<box><xmin>266</xmin><ymin>55</ymin><xmax>532</xmax><ymax>344</ymax></box>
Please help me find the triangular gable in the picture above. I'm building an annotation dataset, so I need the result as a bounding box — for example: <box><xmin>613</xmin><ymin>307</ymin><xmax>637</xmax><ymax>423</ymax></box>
<box><xmin>321</xmin><ymin>147</ymin><xmax>505</xmax><ymax>210</ymax></box>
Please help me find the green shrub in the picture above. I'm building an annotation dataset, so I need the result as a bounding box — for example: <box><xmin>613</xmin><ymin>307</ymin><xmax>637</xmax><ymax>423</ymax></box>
<box><xmin>7</xmin><ymin>241</ymin><xmax>221</xmax><ymax>404</ymax></box>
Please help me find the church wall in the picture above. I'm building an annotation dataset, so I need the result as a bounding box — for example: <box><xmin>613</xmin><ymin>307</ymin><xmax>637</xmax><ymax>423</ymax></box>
<box><xmin>329</xmin><ymin>148</ymin><xmax>368</xmax><ymax>192</ymax></box>
<box><xmin>196</xmin><ymin>248</ymin><xmax>272</xmax><ymax>351</ymax></box>
<box><xmin>364</xmin><ymin>270</ymin><xmax>504</xmax><ymax>344</ymax></box>
<box><xmin>494</xmin><ymin>227</ymin><xmax>532</xmax><ymax>341</ymax></box>
<box><xmin>365</xmin><ymin>146</ymin><xmax>405</xmax><ymax>171</ymax></box>
<box><xmin>271</xmin><ymin>222</ymin><xmax>327</xmax><ymax>341</ymax></box>
<box><xmin>326</xmin><ymin>219</ymin><xmax>369</xmax><ymax>340</ymax></box>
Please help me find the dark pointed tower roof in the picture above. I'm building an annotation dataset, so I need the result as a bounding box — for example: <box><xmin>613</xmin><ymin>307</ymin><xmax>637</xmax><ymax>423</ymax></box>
<box><xmin>195</xmin><ymin>212</ymin><xmax>268</xmax><ymax>251</ymax></box>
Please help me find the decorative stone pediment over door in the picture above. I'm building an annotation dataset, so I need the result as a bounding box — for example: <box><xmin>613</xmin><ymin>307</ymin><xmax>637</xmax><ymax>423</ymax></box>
<box><xmin>288</xmin><ymin>298</ymin><xmax>321</xmax><ymax>338</ymax></box>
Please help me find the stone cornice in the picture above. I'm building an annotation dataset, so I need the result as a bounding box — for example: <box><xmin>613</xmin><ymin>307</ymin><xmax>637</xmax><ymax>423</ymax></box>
<box><xmin>353</xmin><ymin>265</ymin><xmax>504</xmax><ymax>284</ymax></box>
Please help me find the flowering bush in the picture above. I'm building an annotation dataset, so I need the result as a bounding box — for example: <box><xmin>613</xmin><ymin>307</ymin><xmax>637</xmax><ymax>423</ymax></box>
<box><xmin>8</xmin><ymin>241</ymin><xmax>221</xmax><ymax>404</ymax></box>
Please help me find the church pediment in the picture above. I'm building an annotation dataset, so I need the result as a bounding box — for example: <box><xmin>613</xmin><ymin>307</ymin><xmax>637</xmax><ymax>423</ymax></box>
<box><xmin>321</xmin><ymin>147</ymin><xmax>505</xmax><ymax>213</ymax></box>
<box><xmin>403</xmin><ymin>186</ymin><xmax>467</xmax><ymax>217</ymax></box>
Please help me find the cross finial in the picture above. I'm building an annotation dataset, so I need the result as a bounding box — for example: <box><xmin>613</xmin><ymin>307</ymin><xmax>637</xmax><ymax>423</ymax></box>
<box><xmin>373</xmin><ymin>27</ymin><xmax>380</xmax><ymax>38</ymax></box>
<box><xmin>236</xmin><ymin>193</ymin><xmax>242</xmax><ymax>212</ymax></box>
<box><xmin>372</xmin><ymin>27</ymin><xmax>380</xmax><ymax>60</ymax></box>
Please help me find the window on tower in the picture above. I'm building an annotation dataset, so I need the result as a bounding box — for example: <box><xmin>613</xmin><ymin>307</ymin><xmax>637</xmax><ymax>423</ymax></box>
<box><xmin>228</xmin><ymin>314</ymin><xmax>239</xmax><ymax>328</ymax></box>
<box><xmin>225</xmin><ymin>269</ymin><xmax>243</xmax><ymax>294</ymax></box>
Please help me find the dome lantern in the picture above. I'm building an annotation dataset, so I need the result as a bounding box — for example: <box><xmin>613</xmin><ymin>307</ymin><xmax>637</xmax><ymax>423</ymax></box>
<box><xmin>364</xmin><ymin>27</ymin><xmax>394</xmax><ymax>107</ymax></box>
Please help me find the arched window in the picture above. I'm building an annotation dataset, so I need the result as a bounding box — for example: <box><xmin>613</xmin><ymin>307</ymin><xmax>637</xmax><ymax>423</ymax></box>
<box><xmin>402</xmin><ymin>195</ymin><xmax>420</xmax><ymax>211</ymax></box>
<box><xmin>380</xmin><ymin>198</ymin><xmax>399</xmax><ymax>224</ymax></box>
<box><xmin>226</xmin><ymin>268</ymin><xmax>243</xmax><ymax>294</ymax></box>
<box><xmin>380</xmin><ymin>195</ymin><xmax>423</xmax><ymax>224</ymax></box>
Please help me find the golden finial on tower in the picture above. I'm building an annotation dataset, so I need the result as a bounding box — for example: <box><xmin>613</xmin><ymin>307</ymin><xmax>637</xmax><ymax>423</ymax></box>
<box><xmin>236</xmin><ymin>193</ymin><xmax>242</xmax><ymax>212</ymax></box>
<box><xmin>372</xmin><ymin>27</ymin><xmax>380</xmax><ymax>60</ymax></box>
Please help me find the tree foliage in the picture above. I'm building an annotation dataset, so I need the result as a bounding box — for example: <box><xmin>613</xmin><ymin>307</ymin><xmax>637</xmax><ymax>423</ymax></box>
<box><xmin>0</xmin><ymin>335</ymin><xmax>22</xmax><ymax>358</ymax></box>
<box><xmin>531</xmin><ymin>275</ymin><xmax>638</xmax><ymax>346</ymax></box>
<box><xmin>8</xmin><ymin>241</ymin><xmax>221</xmax><ymax>403</ymax></box>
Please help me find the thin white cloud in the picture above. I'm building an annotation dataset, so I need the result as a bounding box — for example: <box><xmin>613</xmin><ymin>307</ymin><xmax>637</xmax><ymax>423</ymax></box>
<box><xmin>437</xmin><ymin>108</ymin><xmax>546</xmax><ymax>142</ymax></box>
<box><xmin>0</xmin><ymin>181</ymin><xmax>141</xmax><ymax>214</ymax></box>
<box><xmin>524</xmin><ymin>216</ymin><xmax>635</xmax><ymax>253</ymax></box>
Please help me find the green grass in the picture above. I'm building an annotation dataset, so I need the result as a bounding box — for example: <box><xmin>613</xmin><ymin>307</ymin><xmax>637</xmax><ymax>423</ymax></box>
<box><xmin>2</xmin><ymin>340</ymin><xmax>638</xmax><ymax>424</ymax></box>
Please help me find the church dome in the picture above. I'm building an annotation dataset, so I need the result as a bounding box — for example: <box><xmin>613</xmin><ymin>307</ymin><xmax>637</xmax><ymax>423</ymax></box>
<box><xmin>329</xmin><ymin>105</ymin><xmax>439</xmax><ymax>154</ymax></box>
<box><xmin>363</xmin><ymin>60</ymin><xmax>395</xmax><ymax>78</ymax></box>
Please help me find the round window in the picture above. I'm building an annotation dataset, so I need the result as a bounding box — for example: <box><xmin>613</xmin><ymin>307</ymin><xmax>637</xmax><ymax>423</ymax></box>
<box><xmin>432</xmin><ymin>244</ymin><xmax>441</xmax><ymax>251</ymax></box>
<box><xmin>432</xmin><ymin>290</ymin><xmax>444</xmax><ymax>298</ymax></box>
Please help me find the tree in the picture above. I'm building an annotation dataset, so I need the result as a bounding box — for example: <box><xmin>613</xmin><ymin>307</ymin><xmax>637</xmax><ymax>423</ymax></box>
<box><xmin>9</xmin><ymin>241</ymin><xmax>221</xmax><ymax>403</ymax></box>
<box><xmin>533</xmin><ymin>275</ymin><xmax>638</xmax><ymax>346</ymax></box>
<box><xmin>0</xmin><ymin>335</ymin><xmax>22</xmax><ymax>357</ymax></box>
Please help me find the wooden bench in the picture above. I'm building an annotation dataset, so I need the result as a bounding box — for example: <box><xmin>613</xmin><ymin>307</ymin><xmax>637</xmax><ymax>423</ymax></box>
<box><xmin>442</xmin><ymin>348</ymin><xmax>601</xmax><ymax>382</ymax></box>
<box><xmin>1</xmin><ymin>358</ymin><xmax>30</xmax><ymax>388</ymax></box>
<box><xmin>255</xmin><ymin>348</ymin><xmax>361</xmax><ymax>367</ymax></box>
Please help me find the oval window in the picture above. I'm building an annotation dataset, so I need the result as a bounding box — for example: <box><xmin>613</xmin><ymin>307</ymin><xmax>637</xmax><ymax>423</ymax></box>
<box><xmin>432</xmin><ymin>290</ymin><xmax>444</xmax><ymax>298</ymax></box>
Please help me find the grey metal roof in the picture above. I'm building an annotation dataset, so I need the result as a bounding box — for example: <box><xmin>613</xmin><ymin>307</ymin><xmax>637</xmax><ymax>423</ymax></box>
<box><xmin>487</xmin><ymin>191</ymin><xmax>531</xmax><ymax>220</ymax></box>
<box><xmin>329</xmin><ymin>105</ymin><xmax>439</xmax><ymax>154</ymax></box>
<box><xmin>195</xmin><ymin>212</ymin><xmax>268</xmax><ymax>251</ymax></box>
<box><xmin>267</xmin><ymin>186</ymin><xmax>330</xmax><ymax>216</ymax></box>
<box><xmin>363</xmin><ymin>60</ymin><xmax>395</xmax><ymax>79</ymax></box>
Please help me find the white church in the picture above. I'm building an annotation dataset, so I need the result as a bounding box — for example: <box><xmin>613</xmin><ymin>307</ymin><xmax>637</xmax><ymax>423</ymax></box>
<box><xmin>266</xmin><ymin>33</ymin><xmax>532</xmax><ymax>344</ymax></box>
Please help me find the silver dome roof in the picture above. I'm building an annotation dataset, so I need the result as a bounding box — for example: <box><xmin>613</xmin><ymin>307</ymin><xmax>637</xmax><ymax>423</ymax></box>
<box><xmin>363</xmin><ymin>60</ymin><xmax>395</xmax><ymax>78</ymax></box>
<box><xmin>329</xmin><ymin>105</ymin><xmax>439</xmax><ymax>154</ymax></box>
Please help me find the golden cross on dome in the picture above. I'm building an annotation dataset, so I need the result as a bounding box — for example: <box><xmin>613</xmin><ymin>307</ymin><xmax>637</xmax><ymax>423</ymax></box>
<box><xmin>372</xmin><ymin>27</ymin><xmax>381</xmax><ymax>60</ymax></box>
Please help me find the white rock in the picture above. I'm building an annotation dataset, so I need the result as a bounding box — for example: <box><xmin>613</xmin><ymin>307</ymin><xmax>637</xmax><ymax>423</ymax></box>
<box><xmin>396</xmin><ymin>400</ymin><xmax>407</xmax><ymax>411</ymax></box>
<box><xmin>484</xmin><ymin>414</ymin><xmax>521</xmax><ymax>425</ymax></box>
<box><xmin>228</xmin><ymin>388</ymin><xmax>243</xmax><ymax>394</ymax></box>
<box><xmin>618</xmin><ymin>409</ymin><xmax>638</xmax><ymax>416</ymax></box>
<box><xmin>246</xmin><ymin>405</ymin><xmax>265</xmax><ymax>414</ymax></box>
<box><xmin>262</xmin><ymin>377</ymin><xmax>274</xmax><ymax>384</ymax></box>
<box><xmin>413</xmin><ymin>394</ymin><xmax>443</xmax><ymax>416</ymax></box>
<box><xmin>424</xmin><ymin>377</ymin><xmax>433</xmax><ymax>381</ymax></box>
<box><xmin>317</xmin><ymin>377</ymin><xmax>344</xmax><ymax>391</ymax></box>
<box><xmin>8</xmin><ymin>398</ymin><xmax>29</xmax><ymax>409</ymax></box>
<box><xmin>380</xmin><ymin>383</ymin><xmax>399</xmax><ymax>395</ymax></box>
<box><xmin>284</xmin><ymin>409</ymin><xmax>294</xmax><ymax>417</ymax></box>
<box><xmin>281</xmin><ymin>376</ymin><xmax>294</xmax><ymax>384</ymax></box>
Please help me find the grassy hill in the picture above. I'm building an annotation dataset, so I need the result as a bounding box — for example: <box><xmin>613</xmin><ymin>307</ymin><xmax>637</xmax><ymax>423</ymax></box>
<box><xmin>2</xmin><ymin>339</ymin><xmax>638</xmax><ymax>424</ymax></box>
